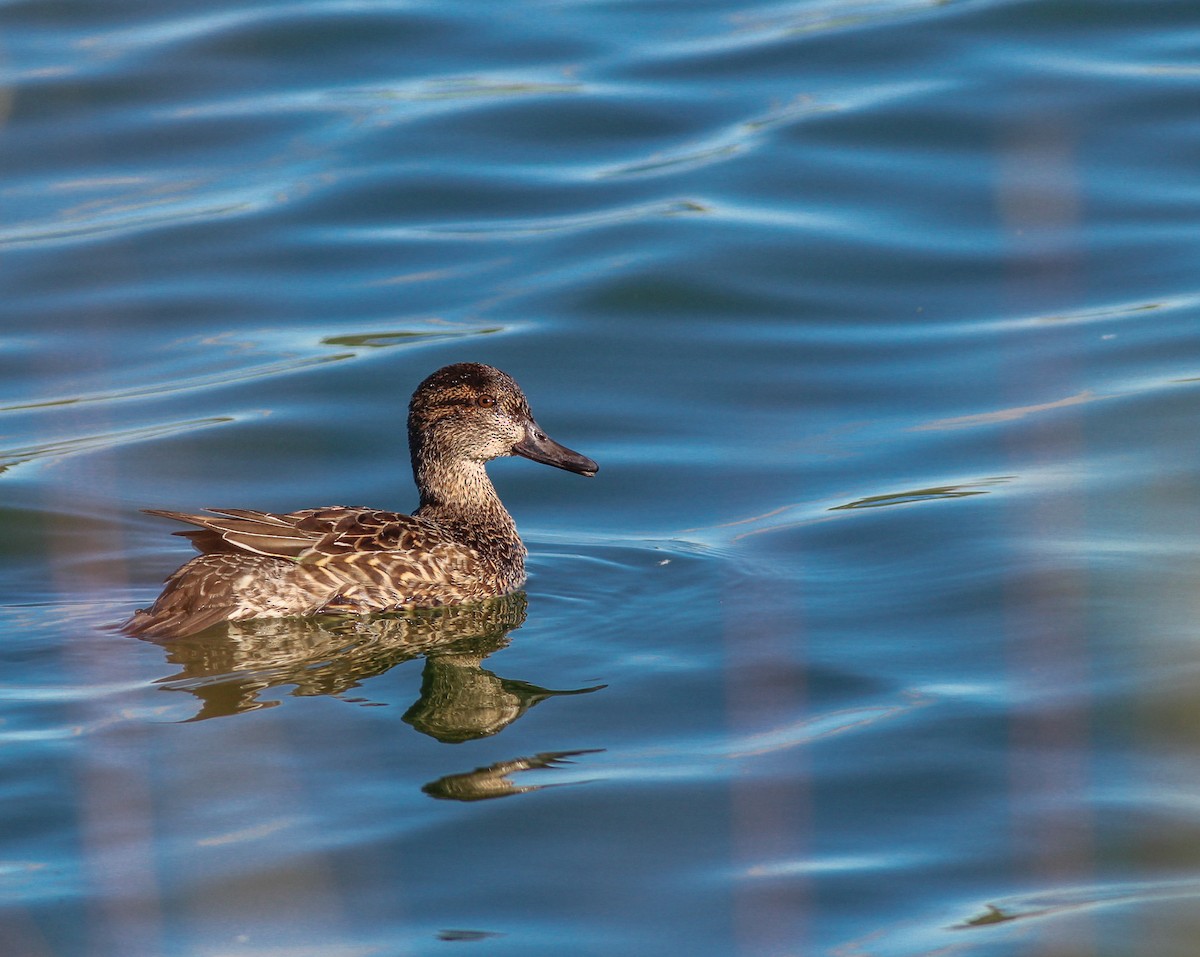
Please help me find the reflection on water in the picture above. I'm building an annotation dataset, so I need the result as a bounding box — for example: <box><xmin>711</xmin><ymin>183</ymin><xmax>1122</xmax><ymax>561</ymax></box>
<box><xmin>148</xmin><ymin>593</ymin><xmax>601</xmax><ymax>726</ymax></box>
<box><xmin>404</xmin><ymin>647</ymin><xmax>604</xmax><ymax>743</ymax></box>
<box><xmin>952</xmin><ymin>877</ymin><xmax>1200</xmax><ymax>934</ymax></box>
<box><xmin>320</xmin><ymin>324</ymin><xmax>504</xmax><ymax>349</ymax></box>
<box><xmin>423</xmin><ymin>749</ymin><xmax>603</xmax><ymax>802</ymax></box>
<box><xmin>437</xmin><ymin>929</ymin><xmax>506</xmax><ymax>942</ymax></box>
<box><xmin>0</xmin><ymin>417</ymin><xmax>233</xmax><ymax>473</ymax></box>
<box><xmin>957</xmin><ymin>904</ymin><xmax>1015</xmax><ymax>928</ymax></box>
<box><xmin>829</xmin><ymin>477</ymin><xmax>1012</xmax><ymax>510</ymax></box>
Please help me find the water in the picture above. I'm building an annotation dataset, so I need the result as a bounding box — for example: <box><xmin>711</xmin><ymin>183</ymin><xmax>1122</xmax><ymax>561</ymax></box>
<box><xmin>2</xmin><ymin>0</ymin><xmax>1200</xmax><ymax>953</ymax></box>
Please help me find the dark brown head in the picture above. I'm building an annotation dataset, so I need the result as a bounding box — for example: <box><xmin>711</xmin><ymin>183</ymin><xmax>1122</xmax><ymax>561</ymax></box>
<box><xmin>407</xmin><ymin>363</ymin><xmax>598</xmax><ymax>484</ymax></box>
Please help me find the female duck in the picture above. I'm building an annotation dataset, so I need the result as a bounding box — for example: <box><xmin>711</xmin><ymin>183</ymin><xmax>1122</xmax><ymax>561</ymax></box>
<box><xmin>125</xmin><ymin>363</ymin><xmax>598</xmax><ymax>639</ymax></box>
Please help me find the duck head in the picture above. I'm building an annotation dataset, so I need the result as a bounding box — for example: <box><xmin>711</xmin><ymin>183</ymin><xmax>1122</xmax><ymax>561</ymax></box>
<box><xmin>408</xmin><ymin>363</ymin><xmax>598</xmax><ymax>478</ymax></box>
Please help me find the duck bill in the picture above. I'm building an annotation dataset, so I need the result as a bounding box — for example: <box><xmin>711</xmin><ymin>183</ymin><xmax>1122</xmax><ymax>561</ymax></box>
<box><xmin>513</xmin><ymin>424</ymin><xmax>598</xmax><ymax>476</ymax></box>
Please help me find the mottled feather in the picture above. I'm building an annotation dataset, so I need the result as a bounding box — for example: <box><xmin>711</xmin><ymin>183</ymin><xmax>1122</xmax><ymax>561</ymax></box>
<box><xmin>124</xmin><ymin>363</ymin><xmax>597</xmax><ymax>639</ymax></box>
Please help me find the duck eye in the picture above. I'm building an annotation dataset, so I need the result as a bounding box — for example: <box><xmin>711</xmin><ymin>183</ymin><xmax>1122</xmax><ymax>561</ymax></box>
<box><xmin>476</xmin><ymin>395</ymin><xmax>496</xmax><ymax>408</ymax></box>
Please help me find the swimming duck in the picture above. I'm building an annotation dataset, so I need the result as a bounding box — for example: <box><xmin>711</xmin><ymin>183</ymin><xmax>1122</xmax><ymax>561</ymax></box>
<box><xmin>124</xmin><ymin>362</ymin><xmax>598</xmax><ymax>639</ymax></box>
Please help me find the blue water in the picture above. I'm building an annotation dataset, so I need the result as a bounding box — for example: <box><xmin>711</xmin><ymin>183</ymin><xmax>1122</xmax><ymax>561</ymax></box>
<box><xmin>3</xmin><ymin>0</ymin><xmax>1200</xmax><ymax>954</ymax></box>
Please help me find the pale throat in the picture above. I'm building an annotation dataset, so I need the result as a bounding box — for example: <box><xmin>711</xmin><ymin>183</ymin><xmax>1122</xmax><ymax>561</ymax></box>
<box><xmin>413</xmin><ymin>454</ymin><xmax>524</xmax><ymax>579</ymax></box>
<box><xmin>414</xmin><ymin>454</ymin><xmax>507</xmax><ymax>516</ymax></box>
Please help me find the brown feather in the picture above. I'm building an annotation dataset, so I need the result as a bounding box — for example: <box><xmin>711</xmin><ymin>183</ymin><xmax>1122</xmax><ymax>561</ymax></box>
<box><xmin>125</xmin><ymin>363</ymin><xmax>597</xmax><ymax>639</ymax></box>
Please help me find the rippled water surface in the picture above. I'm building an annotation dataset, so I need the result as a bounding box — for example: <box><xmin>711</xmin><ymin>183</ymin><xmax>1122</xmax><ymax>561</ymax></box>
<box><xmin>3</xmin><ymin>0</ymin><xmax>1200</xmax><ymax>954</ymax></box>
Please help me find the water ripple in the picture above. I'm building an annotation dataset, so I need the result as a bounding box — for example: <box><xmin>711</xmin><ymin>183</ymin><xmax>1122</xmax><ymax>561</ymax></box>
<box><xmin>0</xmin><ymin>417</ymin><xmax>232</xmax><ymax>474</ymax></box>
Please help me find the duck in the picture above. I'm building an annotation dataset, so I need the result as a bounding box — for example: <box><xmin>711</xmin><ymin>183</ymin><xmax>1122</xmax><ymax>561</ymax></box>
<box><xmin>124</xmin><ymin>362</ymin><xmax>598</xmax><ymax>639</ymax></box>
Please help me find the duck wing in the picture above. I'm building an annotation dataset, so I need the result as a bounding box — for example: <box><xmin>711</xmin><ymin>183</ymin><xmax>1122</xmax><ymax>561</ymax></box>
<box><xmin>294</xmin><ymin>508</ymin><xmax>465</xmax><ymax>560</ymax></box>
<box><xmin>294</xmin><ymin>509</ymin><xmax>492</xmax><ymax>609</ymax></box>
<box><xmin>297</xmin><ymin>542</ymin><xmax>489</xmax><ymax>613</ymax></box>
<box><xmin>139</xmin><ymin>507</ymin><xmax>495</xmax><ymax>626</ymax></box>
<box><xmin>145</xmin><ymin>506</ymin><xmax>465</xmax><ymax>560</ymax></box>
<box><xmin>146</xmin><ymin>507</ymin><xmax>337</xmax><ymax>557</ymax></box>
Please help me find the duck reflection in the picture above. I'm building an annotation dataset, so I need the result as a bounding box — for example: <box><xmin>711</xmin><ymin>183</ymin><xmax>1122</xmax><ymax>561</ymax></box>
<box><xmin>405</xmin><ymin>644</ymin><xmax>604</xmax><ymax>743</ymax></box>
<box><xmin>148</xmin><ymin>593</ymin><xmax>604</xmax><ymax>728</ymax></box>
<box><xmin>422</xmin><ymin>750</ymin><xmax>603</xmax><ymax>802</ymax></box>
